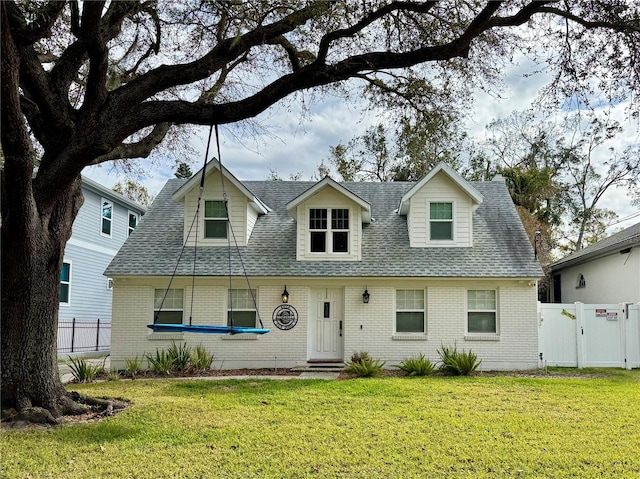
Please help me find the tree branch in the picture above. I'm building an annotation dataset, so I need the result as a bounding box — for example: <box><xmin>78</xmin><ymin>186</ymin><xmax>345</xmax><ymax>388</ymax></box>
<box><xmin>93</xmin><ymin>122</ymin><xmax>172</xmax><ymax>163</ymax></box>
<box><xmin>3</xmin><ymin>0</ymin><xmax>66</xmax><ymax>45</ymax></box>
<box><xmin>78</xmin><ymin>1</ymin><xmax>109</xmax><ymax>114</ymax></box>
<box><xmin>537</xmin><ymin>6</ymin><xmax>640</xmax><ymax>33</ymax></box>
<box><xmin>113</xmin><ymin>1</ymin><xmax>331</xmax><ymax>107</ymax></box>
<box><xmin>317</xmin><ymin>1</ymin><xmax>438</xmax><ymax>64</ymax></box>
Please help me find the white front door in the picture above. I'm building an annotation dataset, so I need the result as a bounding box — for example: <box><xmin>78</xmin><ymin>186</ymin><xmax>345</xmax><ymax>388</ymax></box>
<box><xmin>308</xmin><ymin>288</ymin><xmax>344</xmax><ymax>361</ymax></box>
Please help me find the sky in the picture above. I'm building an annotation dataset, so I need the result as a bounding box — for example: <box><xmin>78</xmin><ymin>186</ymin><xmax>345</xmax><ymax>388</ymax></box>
<box><xmin>83</xmin><ymin>56</ymin><xmax>640</xmax><ymax>232</ymax></box>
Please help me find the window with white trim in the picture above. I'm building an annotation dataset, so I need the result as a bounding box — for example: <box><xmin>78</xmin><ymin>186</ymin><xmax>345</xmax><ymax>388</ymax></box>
<box><xmin>395</xmin><ymin>289</ymin><xmax>425</xmax><ymax>333</ymax></box>
<box><xmin>153</xmin><ymin>288</ymin><xmax>184</xmax><ymax>324</ymax></box>
<box><xmin>228</xmin><ymin>289</ymin><xmax>257</xmax><ymax>328</ymax></box>
<box><xmin>309</xmin><ymin>208</ymin><xmax>349</xmax><ymax>253</ymax></box>
<box><xmin>430</xmin><ymin>202</ymin><xmax>453</xmax><ymax>240</ymax></box>
<box><xmin>204</xmin><ymin>200</ymin><xmax>227</xmax><ymax>239</ymax></box>
<box><xmin>101</xmin><ymin>199</ymin><xmax>113</xmax><ymax>236</ymax></box>
<box><xmin>60</xmin><ymin>262</ymin><xmax>71</xmax><ymax>304</ymax></box>
<box><xmin>467</xmin><ymin>290</ymin><xmax>497</xmax><ymax>334</ymax></box>
<box><xmin>128</xmin><ymin>211</ymin><xmax>139</xmax><ymax>236</ymax></box>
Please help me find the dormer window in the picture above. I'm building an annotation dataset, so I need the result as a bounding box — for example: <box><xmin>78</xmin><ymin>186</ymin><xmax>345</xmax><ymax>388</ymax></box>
<box><xmin>430</xmin><ymin>202</ymin><xmax>453</xmax><ymax>240</ymax></box>
<box><xmin>204</xmin><ymin>200</ymin><xmax>227</xmax><ymax>239</ymax></box>
<box><xmin>310</xmin><ymin>208</ymin><xmax>349</xmax><ymax>253</ymax></box>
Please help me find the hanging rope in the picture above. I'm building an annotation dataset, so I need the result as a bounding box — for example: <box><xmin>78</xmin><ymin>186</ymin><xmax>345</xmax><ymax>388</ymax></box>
<box><xmin>214</xmin><ymin>125</ymin><xmax>265</xmax><ymax>329</ymax></box>
<box><xmin>151</xmin><ymin>124</ymin><xmax>268</xmax><ymax>335</ymax></box>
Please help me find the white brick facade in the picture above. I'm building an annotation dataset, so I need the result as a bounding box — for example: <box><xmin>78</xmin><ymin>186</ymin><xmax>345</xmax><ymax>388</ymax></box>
<box><xmin>111</xmin><ymin>277</ymin><xmax>539</xmax><ymax>371</ymax></box>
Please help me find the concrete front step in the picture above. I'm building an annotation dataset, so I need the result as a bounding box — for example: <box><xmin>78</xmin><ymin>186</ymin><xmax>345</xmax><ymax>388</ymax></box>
<box><xmin>291</xmin><ymin>363</ymin><xmax>345</xmax><ymax>372</ymax></box>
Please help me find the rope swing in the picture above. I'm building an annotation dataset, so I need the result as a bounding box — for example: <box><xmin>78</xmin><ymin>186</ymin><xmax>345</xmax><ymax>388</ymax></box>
<box><xmin>148</xmin><ymin>125</ymin><xmax>269</xmax><ymax>335</ymax></box>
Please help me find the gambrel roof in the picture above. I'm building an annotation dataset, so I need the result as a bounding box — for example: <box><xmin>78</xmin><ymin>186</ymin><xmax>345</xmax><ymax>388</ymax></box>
<box><xmin>106</xmin><ymin>175</ymin><xmax>542</xmax><ymax>279</ymax></box>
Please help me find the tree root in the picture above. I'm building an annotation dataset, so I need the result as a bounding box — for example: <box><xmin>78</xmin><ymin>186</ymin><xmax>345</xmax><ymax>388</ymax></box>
<box><xmin>3</xmin><ymin>391</ymin><xmax>128</xmax><ymax>427</ymax></box>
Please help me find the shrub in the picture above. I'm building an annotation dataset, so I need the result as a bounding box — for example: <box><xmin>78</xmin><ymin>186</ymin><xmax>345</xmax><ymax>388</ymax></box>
<box><xmin>350</xmin><ymin>351</ymin><xmax>370</xmax><ymax>364</ymax></box>
<box><xmin>124</xmin><ymin>354</ymin><xmax>144</xmax><ymax>377</ymax></box>
<box><xmin>437</xmin><ymin>343</ymin><xmax>482</xmax><ymax>376</ymax></box>
<box><xmin>167</xmin><ymin>341</ymin><xmax>192</xmax><ymax>372</ymax></box>
<box><xmin>397</xmin><ymin>354</ymin><xmax>436</xmax><ymax>377</ymax></box>
<box><xmin>66</xmin><ymin>356</ymin><xmax>104</xmax><ymax>383</ymax></box>
<box><xmin>106</xmin><ymin>369</ymin><xmax>121</xmax><ymax>381</ymax></box>
<box><xmin>146</xmin><ymin>349</ymin><xmax>174</xmax><ymax>375</ymax></box>
<box><xmin>191</xmin><ymin>344</ymin><xmax>214</xmax><ymax>371</ymax></box>
<box><xmin>345</xmin><ymin>355</ymin><xmax>386</xmax><ymax>377</ymax></box>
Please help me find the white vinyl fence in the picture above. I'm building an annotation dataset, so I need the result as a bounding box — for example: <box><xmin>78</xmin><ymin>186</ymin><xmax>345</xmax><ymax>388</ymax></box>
<box><xmin>538</xmin><ymin>302</ymin><xmax>640</xmax><ymax>369</ymax></box>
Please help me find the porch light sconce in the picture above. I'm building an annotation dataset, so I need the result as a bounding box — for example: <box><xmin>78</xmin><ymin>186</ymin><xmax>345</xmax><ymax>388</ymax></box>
<box><xmin>281</xmin><ymin>285</ymin><xmax>289</xmax><ymax>304</ymax></box>
<box><xmin>362</xmin><ymin>287</ymin><xmax>370</xmax><ymax>304</ymax></box>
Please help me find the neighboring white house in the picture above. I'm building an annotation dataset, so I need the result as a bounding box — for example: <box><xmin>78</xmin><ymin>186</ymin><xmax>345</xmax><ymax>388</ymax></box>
<box><xmin>548</xmin><ymin>222</ymin><xmax>640</xmax><ymax>304</ymax></box>
<box><xmin>106</xmin><ymin>161</ymin><xmax>543</xmax><ymax>371</ymax></box>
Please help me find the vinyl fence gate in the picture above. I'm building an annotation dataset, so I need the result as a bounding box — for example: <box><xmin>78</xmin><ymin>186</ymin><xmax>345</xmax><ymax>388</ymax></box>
<box><xmin>538</xmin><ymin>303</ymin><xmax>640</xmax><ymax>369</ymax></box>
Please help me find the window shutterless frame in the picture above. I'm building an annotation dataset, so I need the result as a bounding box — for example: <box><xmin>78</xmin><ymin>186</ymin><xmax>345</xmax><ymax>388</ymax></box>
<box><xmin>60</xmin><ymin>261</ymin><xmax>72</xmax><ymax>305</ymax></box>
<box><xmin>467</xmin><ymin>289</ymin><xmax>498</xmax><ymax>334</ymax></box>
<box><xmin>153</xmin><ymin>288</ymin><xmax>184</xmax><ymax>324</ymax></box>
<box><xmin>227</xmin><ymin>289</ymin><xmax>258</xmax><ymax>328</ymax></box>
<box><xmin>203</xmin><ymin>199</ymin><xmax>228</xmax><ymax>239</ymax></box>
<box><xmin>429</xmin><ymin>201</ymin><xmax>454</xmax><ymax>241</ymax></box>
<box><xmin>395</xmin><ymin>289</ymin><xmax>426</xmax><ymax>333</ymax></box>
<box><xmin>100</xmin><ymin>198</ymin><xmax>113</xmax><ymax>237</ymax></box>
<box><xmin>127</xmin><ymin>210</ymin><xmax>139</xmax><ymax>237</ymax></box>
<box><xmin>308</xmin><ymin>207</ymin><xmax>350</xmax><ymax>254</ymax></box>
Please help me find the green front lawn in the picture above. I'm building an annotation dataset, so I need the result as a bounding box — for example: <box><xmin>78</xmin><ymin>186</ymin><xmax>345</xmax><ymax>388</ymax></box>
<box><xmin>3</xmin><ymin>371</ymin><xmax>639</xmax><ymax>478</ymax></box>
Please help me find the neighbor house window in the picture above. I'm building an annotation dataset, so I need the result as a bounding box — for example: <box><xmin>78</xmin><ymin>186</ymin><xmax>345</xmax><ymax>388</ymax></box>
<box><xmin>395</xmin><ymin>289</ymin><xmax>425</xmax><ymax>333</ymax></box>
<box><xmin>228</xmin><ymin>289</ymin><xmax>257</xmax><ymax>328</ymax></box>
<box><xmin>204</xmin><ymin>200</ymin><xmax>227</xmax><ymax>239</ymax></box>
<box><xmin>101</xmin><ymin>199</ymin><xmax>113</xmax><ymax>236</ymax></box>
<box><xmin>309</xmin><ymin>208</ymin><xmax>349</xmax><ymax>253</ymax></box>
<box><xmin>576</xmin><ymin>274</ymin><xmax>586</xmax><ymax>289</ymax></box>
<box><xmin>430</xmin><ymin>202</ymin><xmax>453</xmax><ymax>240</ymax></box>
<box><xmin>60</xmin><ymin>262</ymin><xmax>71</xmax><ymax>304</ymax></box>
<box><xmin>153</xmin><ymin>288</ymin><xmax>184</xmax><ymax>324</ymax></box>
<box><xmin>128</xmin><ymin>211</ymin><xmax>139</xmax><ymax>236</ymax></box>
<box><xmin>467</xmin><ymin>290</ymin><xmax>497</xmax><ymax>334</ymax></box>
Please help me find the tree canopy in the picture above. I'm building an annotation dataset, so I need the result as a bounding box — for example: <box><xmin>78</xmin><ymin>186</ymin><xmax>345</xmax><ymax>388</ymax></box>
<box><xmin>2</xmin><ymin>0</ymin><xmax>640</xmax><ymax>422</ymax></box>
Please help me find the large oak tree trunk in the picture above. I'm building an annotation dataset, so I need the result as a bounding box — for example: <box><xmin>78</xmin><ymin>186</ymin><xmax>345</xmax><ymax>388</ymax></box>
<box><xmin>0</xmin><ymin>177</ymin><xmax>86</xmax><ymax>422</ymax></box>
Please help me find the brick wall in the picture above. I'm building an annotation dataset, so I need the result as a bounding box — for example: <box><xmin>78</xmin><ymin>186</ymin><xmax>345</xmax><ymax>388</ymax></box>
<box><xmin>111</xmin><ymin>278</ymin><xmax>538</xmax><ymax>371</ymax></box>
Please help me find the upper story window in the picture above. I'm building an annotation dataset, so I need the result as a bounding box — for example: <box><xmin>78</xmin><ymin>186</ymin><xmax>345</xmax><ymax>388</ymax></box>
<box><xmin>101</xmin><ymin>199</ymin><xmax>113</xmax><ymax>237</ymax></box>
<box><xmin>429</xmin><ymin>202</ymin><xmax>453</xmax><ymax>240</ymax></box>
<box><xmin>128</xmin><ymin>211</ymin><xmax>139</xmax><ymax>236</ymax></box>
<box><xmin>60</xmin><ymin>262</ymin><xmax>71</xmax><ymax>304</ymax></box>
<box><xmin>309</xmin><ymin>208</ymin><xmax>349</xmax><ymax>253</ymax></box>
<box><xmin>204</xmin><ymin>200</ymin><xmax>227</xmax><ymax>239</ymax></box>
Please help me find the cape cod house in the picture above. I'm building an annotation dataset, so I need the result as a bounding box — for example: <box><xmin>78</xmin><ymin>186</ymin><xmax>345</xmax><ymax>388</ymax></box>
<box><xmin>106</xmin><ymin>161</ymin><xmax>542</xmax><ymax>371</ymax></box>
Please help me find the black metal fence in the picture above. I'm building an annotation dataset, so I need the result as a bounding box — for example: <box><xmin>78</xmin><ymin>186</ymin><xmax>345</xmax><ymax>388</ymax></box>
<box><xmin>57</xmin><ymin>318</ymin><xmax>111</xmax><ymax>353</ymax></box>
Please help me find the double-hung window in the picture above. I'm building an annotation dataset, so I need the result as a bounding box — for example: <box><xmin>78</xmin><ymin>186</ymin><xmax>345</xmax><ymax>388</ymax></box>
<box><xmin>467</xmin><ymin>290</ymin><xmax>497</xmax><ymax>334</ymax></box>
<box><xmin>204</xmin><ymin>200</ymin><xmax>227</xmax><ymax>239</ymax></box>
<box><xmin>430</xmin><ymin>202</ymin><xmax>453</xmax><ymax>240</ymax></box>
<box><xmin>228</xmin><ymin>289</ymin><xmax>257</xmax><ymax>328</ymax></box>
<box><xmin>101</xmin><ymin>199</ymin><xmax>113</xmax><ymax>236</ymax></box>
<box><xmin>395</xmin><ymin>289</ymin><xmax>425</xmax><ymax>333</ymax></box>
<box><xmin>309</xmin><ymin>208</ymin><xmax>349</xmax><ymax>253</ymax></box>
<box><xmin>60</xmin><ymin>262</ymin><xmax>71</xmax><ymax>304</ymax></box>
<box><xmin>154</xmin><ymin>288</ymin><xmax>184</xmax><ymax>324</ymax></box>
<box><xmin>128</xmin><ymin>211</ymin><xmax>139</xmax><ymax>236</ymax></box>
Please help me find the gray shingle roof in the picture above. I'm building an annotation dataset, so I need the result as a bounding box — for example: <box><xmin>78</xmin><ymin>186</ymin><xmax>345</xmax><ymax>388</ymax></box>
<box><xmin>105</xmin><ymin>178</ymin><xmax>543</xmax><ymax>278</ymax></box>
<box><xmin>551</xmin><ymin>221</ymin><xmax>640</xmax><ymax>271</ymax></box>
